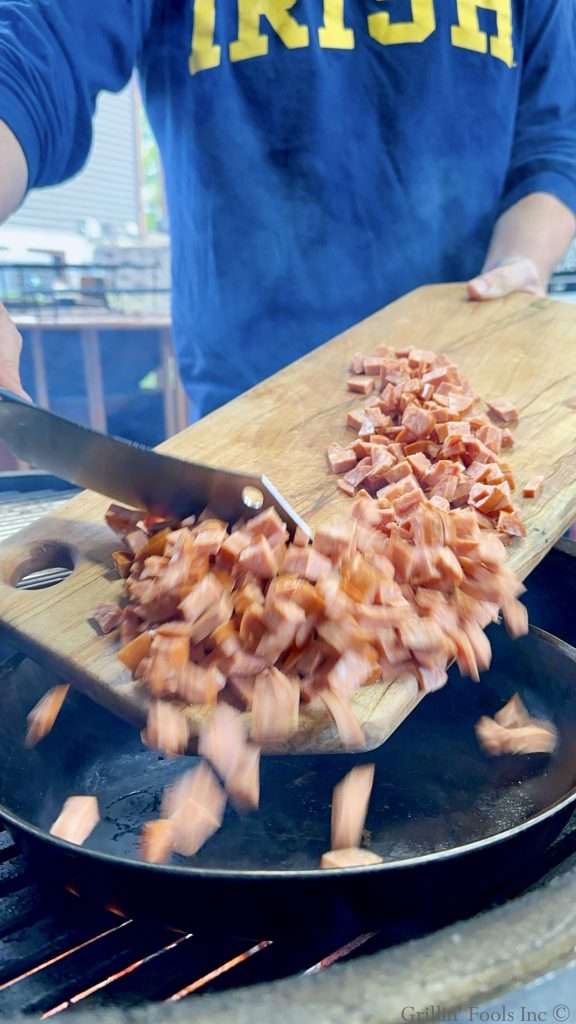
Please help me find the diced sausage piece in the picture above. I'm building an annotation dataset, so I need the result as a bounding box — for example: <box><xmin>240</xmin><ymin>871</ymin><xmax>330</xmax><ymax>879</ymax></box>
<box><xmin>233</xmin><ymin>579</ymin><xmax>264</xmax><ymax>614</ymax></box>
<box><xmin>452</xmin><ymin>629</ymin><xmax>480</xmax><ymax>682</ymax></box>
<box><xmin>190</xmin><ymin>526</ymin><xmax>228</xmax><ymax>557</ymax></box>
<box><xmin>502</xmin><ymin>598</ymin><xmax>529</xmax><ymax>638</ymax></box>
<box><xmin>180</xmin><ymin>573</ymin><xmax>224</xmax><ymax>623</ymax></box>
<box><xmin>50</xmin><ymin>796</ymin><xmax>100</xmax><ymax>846</ymax></box>
<box><xmin>401</xmin><ymin>405</ymin><xmax>435</xmax><ymax>439</ymax></box>
<box><xmin>501</xmin><ymin>428</ymin><xmax>515</xmax><ymax>449</ymax></box>
<box><xmin>225</xmin><ymin>650</ymin><xmax>268</xmax><ymax>677</ymax></box>
<box><xmin>331</xmin><ymin>764</ymin><xmax>375</xmax><ymax>850</ymax></box>
<box><xmin>118</xmin><ymin>630</ymin><xmax>153</xmax><ymax>672</ymax></box>
<box><xmin>238</xmin><ymin>536</ymin><xmax>278</xmax><ymax>579</ymax></box>
<box><xmin>226</xmin><ymin>744</ymin><xmax>261</xmax><ymax>810</ymax></box>
<box><xmin>363</xmin><ymin>462</ymin><xmax>397</xmax><ymax>495</ymax></box>
<box><xmin>321</xmin><ymin>847</ymin><xmax>383</xmax><ymax>869</ymax></box>
<box><xmin>384</xmin><ymin>460</ymin><xmax>413</xmax><ymax>485</ymax></box>
<box><xmin>168</xmin><ymin>764</ymin><xmax>227</xmax><ymax>857</ymax></box>
<box><xmin>523</xmin><ymin>475</ymin><xmax>544</xmax><ymax>499</ymax></box>
<box><xmin>327</xmin><ymin>444</ymin><xmax>357</xmax><ymax>474</ymax></box>
<box><xmin>188</xmin><ymin>593</ymin><xmax>234</xmax><ymax>645</ymax></box>
<box><xmin>487</xmin><ymin>398</ymin><xmax>519</xmax><ymax>424</ymax></box>
<box><xmin>481</xmin><ymin>466</ymin><xmax>504</xmax><ymax>487</ymax></box>
<box><xmin>282</xmin><ymin>546</ymin><xmax>332</xmax><ymax>582</ymax></box>
<box><xmin>152</xmin><ymin>634</ymin><xmax>190</xmax><ymax>670</ymax></box>
<box><xmin>363</xmin><ymin>356</ymin><xmax>386</xmax><ymax>376</ymax></box>
<box><xmin>140</xmin><ymin>556</ymin><xmax>169</xmax><ymax>581</ymax></box>
<box><xmin>251</xmin><ymin>668</ymin><xmax>300</xmax><ymax>744</ymax></box>
<box><xmin>421</xmin><ymin>365</ymin><xmax>448</xmax><ymax>386</ymax></box>
<box><xmin>425</xmin><ymin>459</ymin><xmax>460</xmax><ymax>488</ymax></box>
<box><xmin>105</xmin><ymin>503</ymin><xmax>143</xmax><ymax>537</ymax></box>
<box><xmin>347</xmin><ymin>376</ymin><xmax>374</xmax><ymax>395</ymax></box>
<box><xmin>349</xmin><ymin>352</ymin><xmax>365</xmax><ymax>374</ymax></box>
<box><xmin>417</xmin><ymin>666</ymin><xmax>448</xmax><ymax>692</ymax></box>
<box><xmin>343</xmin><ymin>457</ymin><xmax>373</xmax><ymax>490</ymax></box>
<box><xmin>294</xmin><ymin>525</ymin><xmax>311</xmax><ymax>547</ymax></box>
<box><xmin>430</xmin><ymin>475</ymin><xmax>458</xmax><ymax>503</ymax></box>
<box><xmin>177</xmin><ymin>664</ymin><xmax>225</xmax><ymax>704</ymax></box>
<box><xmin>495</xmin><ymin>693</ymin><xmax>530</xmax><ymax>729</ymax></box>
<box><xmin>156</xmin><ymin>621</ymin><xmax>194</xmax><ymax>637</ymax></box>
<box><xmin>217</xmin><ymin>530</ymin><xmax>252</xmax><ymax>570</ymax></box>
<box><xmin>112</xmin><ymin>550</ymin><xmax>132</xmax><ymax>578</ymax></box>
<box><xmin>125</xmin><ymin>529</ymin><xmax>149</xmax><ymax>557</ymax></box>
<box><xmin>469</xmin><ymin>482</ymin><xmax>513</xmax><ymax>515</ymax></box>
<box><xmin>25</xmin><ymin>685</ymin><xmax>70</xmax><ymax>747</ymax></box>
<box><xmin>399</xmin><ymin>615</ymin><xmax>445</xmax><ymax>652</ymax></box>
<box><xmin>476</xmin><ymin>533</ymin><xmax>507</xmax><ymax>567</ymax></box>
<box><xmin>370</xmin><ymin>448</ymin><xmax>397</xmax><ymax>474</ymax></box>
<box><xmin>90</xmin><ymin>598</ymin><xmax>124</xmax><ymax>630</ymax></box>
<box><xmin>263</xmin><ymin>599</ymin><xmax>306</xmax><ymax>643</ymax></box>
<box><xmin>499</xmin><ymin>462</ymin><xmax>516</xmax><ymax>492</ymax></box>
<box><xmin>433</xmin><ymin>546</ymin><xmax>463</xmax><ymax>584</ymax></box>
<box><xmin>140</xmin><ymin>820</ymin><xmax>174</xmax><ymax>864</ymax></box>
<box><xmin>211</xmin><ymin>620</ymin><xmax>241</xmax><ymax>658</ymax></box>
<box><xmin>320</xmin><ymin>689</ymin><xmax>366</xmax><ymax>750</ymax></box>
<box><xmin>476</xmin><ymin>425</ymin><xmax>502</xmax><ymax>454</ymax></box>
<box><xmin>429</xmin><ymin>494</ymin><xmax>450</xmax><ymax>512</ymax></box>
<box><xmin>314</xmin><ymin>522</ymin><xmax>354</xmax><ymax>561</ymax></box>
<box><xmin>466</xmin><ymin>462</ymin><xmax>491</xmax><ymax>483</ymax></box>
<box><xmin>476</xmin><ymin>716</ymin><xmax>556</xmax><ymax>756</ymax></box>
<box><xmin>137</xmin><ymin>528</ymin><xmax>173</xmax><ymax>561</ymax></box>
<box><xmin>352</xmin><ymin>439</ymin><xmax>374</xmax><ymax>460</ymax></box>
<box><xmin>338</xmin><ymin>477</ymin><xmax>356</xmax><ymax>497</ymax></box>
<box><xmin>198</xmin><ymin>704</ymin><xmax>247</xmax><ymax>784</ymax></box>
<box><xmin>347</xmin><ymin>408</ymin><xmax>366</xmax><ymax>431</ymax></box>
<box><xmin>142</xmin><ymin>701</ymin><xmax>189</xmax><ymax>756</ymax></box>
<box><xmin>244</xmin><ymin>507</ymin><xmax>285</xmax><ymax>539</ymax></box>
<box><xmin>327</xmin><ymin>649</ymin><xmax>376</xmax><ymax>696</ymax></box>
<box><xmin>462</xmin><ymin>619</ymin><xmax>492</xmax><ymax>672</ymax></box>
<box><xmin>227</xmin><ymin>675</ymin><xmax>256</xmax><ymax>710</ymax></box>
<box><xmin>497</xmin><ymin>510</ymin><xmax>527</xmax><ymax>538</ymax></box>
<box><xmin>162</xmin><ymin>762</ymin><xmax>212</xmax><ymax>817</ymax></box>
<box><xmin>407</xmin><ymin>452</ymin><xmax>432</xmax><ymax>480</ymax></box>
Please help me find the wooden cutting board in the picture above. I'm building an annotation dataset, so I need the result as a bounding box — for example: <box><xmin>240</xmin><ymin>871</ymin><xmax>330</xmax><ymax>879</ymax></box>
<box><xmin>1</xmin><ymin>284</ymin><xmax>575</xmax><ymax>752</ymax></box>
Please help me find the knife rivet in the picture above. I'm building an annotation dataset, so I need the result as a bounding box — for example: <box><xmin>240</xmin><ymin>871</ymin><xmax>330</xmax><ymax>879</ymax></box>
<box><xmin>242</xmin><ymin>486</ymin><xmax>264</xmax><ymax>511</ymax></box>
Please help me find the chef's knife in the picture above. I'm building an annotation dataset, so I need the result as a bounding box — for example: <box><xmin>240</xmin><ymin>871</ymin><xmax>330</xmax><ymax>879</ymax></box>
<box><xmin>0</xmin><ymin>388</ymin><xmax>310</xmax><ymax>534</ymax></box>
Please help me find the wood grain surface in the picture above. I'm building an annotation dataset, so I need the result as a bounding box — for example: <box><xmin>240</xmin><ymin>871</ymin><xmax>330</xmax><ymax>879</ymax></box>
<box><xmin>1</xmin><ymin>284</ymin><xmax>575</xmax><ymax>752</ymax></box>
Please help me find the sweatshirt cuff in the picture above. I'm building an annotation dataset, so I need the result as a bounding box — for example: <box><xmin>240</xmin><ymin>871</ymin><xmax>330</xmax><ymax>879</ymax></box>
<box><xmin>500</xmin><ymin>167</ymin><xmax>576</xmax><ymax>218</ymax></box>
<box><xmin>0</xmin><ymin>86</ymin><xmax>41</xmax><ymax>191</ymax></box>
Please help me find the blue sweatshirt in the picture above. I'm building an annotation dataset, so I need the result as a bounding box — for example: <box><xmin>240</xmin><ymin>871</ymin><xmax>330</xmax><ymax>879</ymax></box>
<box><xmin>1</xmin><ymin>1</ymin><xmax>575</xmax><ymax>417</ymax></box>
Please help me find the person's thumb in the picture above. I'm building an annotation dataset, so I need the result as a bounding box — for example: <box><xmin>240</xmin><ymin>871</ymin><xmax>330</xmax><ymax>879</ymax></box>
<box><xmin>467</xmin><ymin>258</ymin><xmax>544</xmax><ymax>301</ymax></box>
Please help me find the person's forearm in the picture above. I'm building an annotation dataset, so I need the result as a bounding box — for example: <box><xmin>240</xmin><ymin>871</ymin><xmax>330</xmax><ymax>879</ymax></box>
<box><xmin>0</xmin><ymin>119</ymin><xmax>28</xmax><ymax>222</ymax></box>
<box><xmin>483</xmin><ymin>193</ymin><xmax>575</xmax><ymax>288</ymax></box>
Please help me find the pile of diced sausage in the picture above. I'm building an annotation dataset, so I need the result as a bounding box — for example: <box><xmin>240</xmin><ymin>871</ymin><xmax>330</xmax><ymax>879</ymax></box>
<box><xmin>34</xmin><ymin>344</ymin><xmax>555</xmax><ymax>866</ymax></box>
<box><xmin>333</xmin><ymin>344</ymin><xmax>528</xmax><ymax>539</ymax></box>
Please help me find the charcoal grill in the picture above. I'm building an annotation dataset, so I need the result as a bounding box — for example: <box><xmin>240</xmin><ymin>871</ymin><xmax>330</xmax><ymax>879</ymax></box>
<box><xmin>1</xmin><ymin>481</ymin><xmax>576</xmax><ymax>1021</ymax></box>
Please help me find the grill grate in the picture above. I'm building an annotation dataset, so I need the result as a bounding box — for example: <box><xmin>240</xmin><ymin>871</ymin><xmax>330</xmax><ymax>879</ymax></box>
<box><xmin>1</xmin><ymin>818</ymin><xmax>576</xmax><ymax>1017</ymax></box>
<box><xmin>0</xmin><ymin>492</ymin><xmax>75</xmax><ymax>546</ymax></box>
<box><xmin>0</xmin><ymin>822</ymin><xmax>386</xmax><ymax>1016</ymax></box>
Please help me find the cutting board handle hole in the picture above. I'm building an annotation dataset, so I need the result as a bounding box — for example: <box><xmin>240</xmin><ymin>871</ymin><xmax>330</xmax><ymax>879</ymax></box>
<box><xmin>10</xmin><ymin>542</ymin><xmax>77</xmax><ymax>591</ymax></box>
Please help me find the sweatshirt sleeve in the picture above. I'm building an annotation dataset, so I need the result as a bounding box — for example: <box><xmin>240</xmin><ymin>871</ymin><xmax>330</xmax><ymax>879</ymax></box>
<box><xmin>501</xmin><ymin>0</ymin><xmax>576</xmax><ymax>215</ymax></box>
<box><xmin>0</xmin><ymin>1</ymin><xmax>153</xmax><ymax>190</ymax></box>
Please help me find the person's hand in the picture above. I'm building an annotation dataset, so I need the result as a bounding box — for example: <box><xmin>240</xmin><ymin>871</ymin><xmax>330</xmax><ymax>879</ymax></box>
<box><xmin>467</xmin><ymin>257</ymin><xmax>545</xmax><ymax>301</ymax></box>
<box><xmin>0</xmin><ymin>303</ymin><xmax>29</xmax><ymax>399</ymax></box>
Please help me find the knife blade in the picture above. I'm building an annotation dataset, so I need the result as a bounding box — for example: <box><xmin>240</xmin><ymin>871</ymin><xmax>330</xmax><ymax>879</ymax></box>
<box><xmin>0</xmin><ymin>388</ymin><xmax>310</xmax><ymax>534</ymax></box>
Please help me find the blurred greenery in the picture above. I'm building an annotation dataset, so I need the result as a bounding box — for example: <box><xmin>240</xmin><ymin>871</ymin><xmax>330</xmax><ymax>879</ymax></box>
<box><xmin>139</xmin><ymin>106</ymin><xmax>167</xmax><ymax>234</ymax></box>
